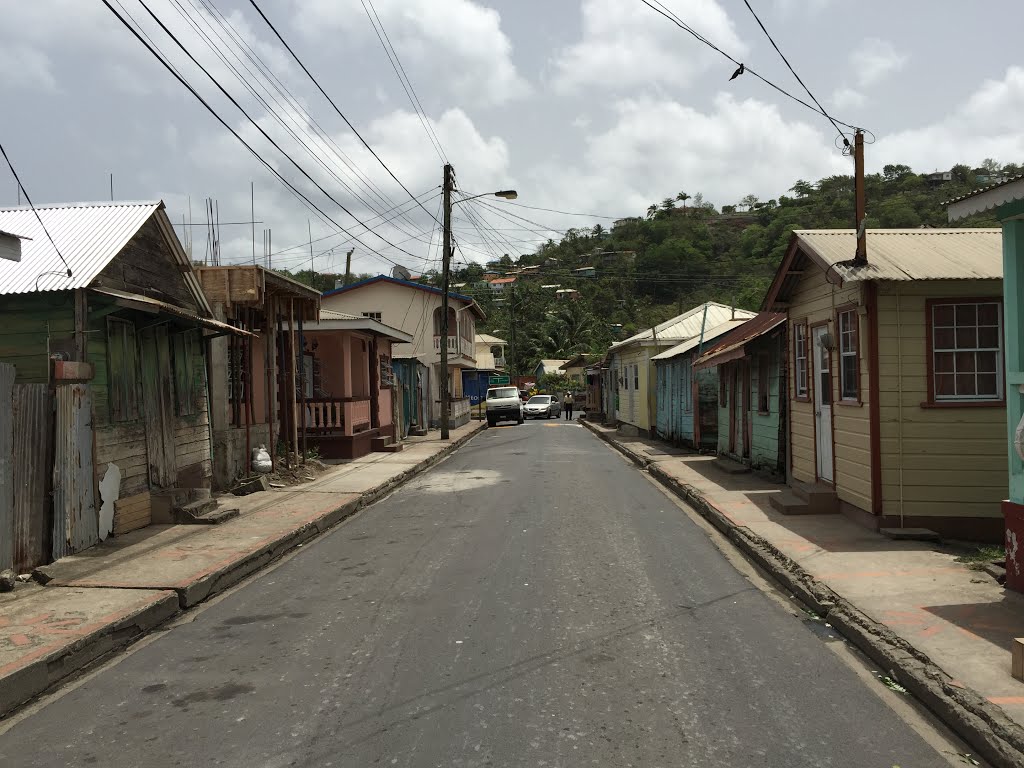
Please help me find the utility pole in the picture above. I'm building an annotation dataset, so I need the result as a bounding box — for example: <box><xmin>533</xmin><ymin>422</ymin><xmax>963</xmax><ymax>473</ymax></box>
<box><xmin>508</xmin><ymin>284</ymin><xmax>517</xmax><ymax>376</ymax></box>
<box><xmin>344</xmin><ymin>248</ymin><xmax>354</xmax><ymax>286</ymax></box>
<box><xmin>853</xmin><ymin>128</ymin><xmax>867</xmax><ymax>264</ymax></box>
<box><xmin>440</xmin><ymin>163</ymin><xmax>454</xmax><ymax>440</ymax></box>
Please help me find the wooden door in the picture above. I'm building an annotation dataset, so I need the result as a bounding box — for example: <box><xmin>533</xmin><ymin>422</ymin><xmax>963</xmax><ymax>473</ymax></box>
<box><xmin>812</xmin><ymin>325</ymin><xmax>834</xmax><ymax>482</ymax></box>
<box><xmin>139</xmin><ymin>325</ymin><xmax>177</xmax><ymax>488</ymax></box>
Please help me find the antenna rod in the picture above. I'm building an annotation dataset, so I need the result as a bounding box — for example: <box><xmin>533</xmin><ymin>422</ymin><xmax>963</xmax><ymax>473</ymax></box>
<box><xmin>251</xmin><ymin>181</ymin><xmax>256</xmax><ymax>265</ymax></box>
<box><xmin>109</xmin><ymin>173</ymin><xmax>113</xmax><ymax>201</ymax></box>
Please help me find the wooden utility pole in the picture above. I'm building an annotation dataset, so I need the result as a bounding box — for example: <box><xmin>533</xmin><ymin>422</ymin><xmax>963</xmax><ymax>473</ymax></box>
<box><xmin>344</xmin><ymin>248</ymin><xmax>354</xmax><ymax>286</ymax></box>
<box><xmin>854</xmin><ymin>129</ymin><xmax>867</xmax><ymax>264</ymax></box>
<box><xmin>440</xmin><ymin>163</ymin><xmax>454</xmax><ymax>440</ymax></box>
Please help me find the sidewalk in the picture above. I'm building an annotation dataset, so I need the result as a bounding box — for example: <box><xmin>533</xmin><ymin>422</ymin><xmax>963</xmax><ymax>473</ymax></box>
<box><xmin>0</xmin><ymin>421</ymin><xmax>485</xmax><ymax>718</ymax></box>
<box><xmin>582</xmin><ymin>419</ymin><xmax>1024</xmax><ymax>768</ymax></box>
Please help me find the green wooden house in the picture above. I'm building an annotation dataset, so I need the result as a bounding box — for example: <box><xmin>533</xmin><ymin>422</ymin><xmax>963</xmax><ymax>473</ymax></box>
<box><xmin>0</xmin><ymin>201</ymin><xmax>243</xmax><ymax>569</ymax></box>
<box><xmin>693</xmin><ymin>313</ymin><xmax>787</xmax><ymax>477</ymax></box>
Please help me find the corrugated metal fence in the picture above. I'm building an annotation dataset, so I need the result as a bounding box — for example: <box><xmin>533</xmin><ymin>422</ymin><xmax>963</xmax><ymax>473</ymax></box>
<box><xmin>12</xmin><ymin>383</ymin><xmax>53</xmax><ymax>571</ymax></box>
<box><xmin>52</xmin><ymin>384</ymin><xmax>97</xmax><ymax>560</ymax></box>
<box><xmin>0</xmin><ymin>364</ymin><xmax>13</xmax><ymax>571</ymax></box>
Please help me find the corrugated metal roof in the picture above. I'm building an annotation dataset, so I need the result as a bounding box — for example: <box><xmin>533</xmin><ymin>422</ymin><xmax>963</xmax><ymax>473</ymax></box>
<box><xmin>693</xmin><ymin>313</ymin><xmax>786</xmax><ymax>369</ymax></box>
<box><xmin>320</xmin><ymin>309</ymin><xmax>361</xmax><ymax>321</ymax></box>
<box><xmin>650</xmin><ymin>319</ymin><xmax>753</xmax><ymax>361</ymax></box>
<box><xmin>89</xmin><ymin>287</ymin><xmax>254</xmax><ymax>336</ymax></box>
<box><xmin>475</xmin><ymin>333</ymin><xmax>507</xmax><ymax>344</ymax></box>
<box><xmin>0</xmin><ymin>201</ymin><xmax>162</xmax><ymax>294</ymax></box>
<box><xmin>794</xmin><ymin>229</ymin><xmax>1003</xmax><ymax>282</ymax></box>
<box><xmin>611</xmin><ymin>302</ymin><xmax>757</xmax><ymax>350</ymax></box>
<box><xmin>946</xmin><ymin>176</ymin><xmax>1024</xmax><ymax>221</ymax></box>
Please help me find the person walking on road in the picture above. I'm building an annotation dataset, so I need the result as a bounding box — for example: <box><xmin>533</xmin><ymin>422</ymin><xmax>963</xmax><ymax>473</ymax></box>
<box><xmin>564</xmin><ymin>391</ymin><xmax>574</xmax><ymax>420</ymax></box>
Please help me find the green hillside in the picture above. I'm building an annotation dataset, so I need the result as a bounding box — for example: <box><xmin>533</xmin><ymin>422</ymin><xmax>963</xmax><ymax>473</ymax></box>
<box><xmin>283</xmin><ymin>161</ymin><xmax>1014</xmax><ymax>376</ymax></box>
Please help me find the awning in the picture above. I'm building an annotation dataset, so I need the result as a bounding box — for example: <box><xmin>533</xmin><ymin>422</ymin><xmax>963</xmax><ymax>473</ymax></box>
<box><xmin>90</xmin><ymin>286</ymin><xmax>255</xmax><ymax>337</ymax></box>
<box><xmin>693</xmin><ymin>313</ymin><xmax>785</xmax><ymax>370</ymax></box>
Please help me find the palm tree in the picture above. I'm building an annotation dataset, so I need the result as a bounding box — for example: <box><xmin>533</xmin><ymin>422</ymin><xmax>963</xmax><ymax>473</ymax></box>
<box><xmin>646</xmin><ymin>204</ymin><xmax>658</xmax><ymax>219</ymax></box>
<box><xmin>676</xmin><ymin>191</ymin><xmax>691</xmax><ymax>213</ymax></box>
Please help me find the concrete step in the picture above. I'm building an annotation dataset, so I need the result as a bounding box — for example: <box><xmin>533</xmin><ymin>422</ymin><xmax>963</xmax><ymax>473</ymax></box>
<box><xmin>769</xmin><ymin>492</ymin><xmax>813</xmax><ymax>515</ymax></box>
<box><xmin>880</xmin><ymin>527</ymin><xmax>941</xmax><ymax>542</ymax></box>
<box><xmin>371</xmin><ymin>436</ymin><xmax>393</xmax><ymax>451</ymax></box>
<box><xmin>713</xmin><ymin>457</ymin><xmax>750</xmax><ymax>475</ymax></box>
<box><xmin>793</xmin><ymin>482</ymin><xmax>839</xmax><ymax>514</ymax></box>
<box><xmin>409</xmin><ymin>427</ymin><xmax>429</xmax><ymax>437</ymax></box>
<box><xmin>189</xmin><ymin>506</ymin><xmax>240</xmax><ymax>525</ymax></box>
<box><xmin>378</xmin><ymin>443</ymin><xmax>405</xmax><ymax>453</ymax></box>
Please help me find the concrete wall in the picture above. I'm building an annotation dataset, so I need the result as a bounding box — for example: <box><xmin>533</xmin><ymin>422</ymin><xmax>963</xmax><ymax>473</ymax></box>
<box><xmin>212</xmin><ymin>423</ymin><xmax>270</xmax><ymax>490</ymax></box>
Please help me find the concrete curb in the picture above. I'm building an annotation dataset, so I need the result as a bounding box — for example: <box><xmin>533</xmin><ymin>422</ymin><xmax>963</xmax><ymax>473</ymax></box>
<box><xmin>0</xmin><ymin>423</ymin><xmax>485</xmax><ymax>719</ymax></box>
<box><xmin>581</xmin><ymin>419</ymin><xmax>1024</xmax><ymax>768</ymax></box>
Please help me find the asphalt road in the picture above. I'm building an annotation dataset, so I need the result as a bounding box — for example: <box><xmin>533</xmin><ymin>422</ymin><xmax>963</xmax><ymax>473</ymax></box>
<box><xmin>0</xmin><ymin>420</ymin><xmax>973</xmax><ymax>767</ymax></box>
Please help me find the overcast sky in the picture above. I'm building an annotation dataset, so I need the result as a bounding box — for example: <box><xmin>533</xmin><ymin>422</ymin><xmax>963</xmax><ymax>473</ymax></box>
<box><xmin>2</xmin><ymin>0</ymin><xmax>1023</xmax><ymax>277</ymax></box>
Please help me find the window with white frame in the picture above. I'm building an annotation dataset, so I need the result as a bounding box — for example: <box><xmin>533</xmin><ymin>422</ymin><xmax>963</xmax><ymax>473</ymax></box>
<box><xmin>794</xmin><ymin>324</ymin><xmax>808</xmax><ymax>398</ymax></box>
<box><xmin>633</xmin><ymin>364</ymin><xmax>639</xmax><ymax>391</ymax></box>
<box><xmin>931</xmin><ymin>300</ymin><xmax>1003</xmax><ymax>402</ymax></box>
<box><xmin>838</xmin><ymin>309</ymin><xmax>859</xmax><ymax>401</ymax></box>
<box><xmin>362</xmin><ymin>311</ymin><xmax>382</xmax><ymax>322</ymax></box>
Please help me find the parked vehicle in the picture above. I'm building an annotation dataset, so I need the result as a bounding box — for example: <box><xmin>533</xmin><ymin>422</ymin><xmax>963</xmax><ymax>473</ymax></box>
<box><xmin>524</xmin><ymin>395</ymin><xmax>561</xmax><ymax>419</ymax></box>
<box><xmin>486</xmin><ymin>386</ymin><xmax>524</xmax><ymax>426</ymax></box>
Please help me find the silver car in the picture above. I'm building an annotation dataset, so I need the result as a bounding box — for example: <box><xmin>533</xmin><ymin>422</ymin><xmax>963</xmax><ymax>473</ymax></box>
<box><xmin>524</xmin><ymin>394</ymin><xmax>561</xmax><ymax>419</ymax></box>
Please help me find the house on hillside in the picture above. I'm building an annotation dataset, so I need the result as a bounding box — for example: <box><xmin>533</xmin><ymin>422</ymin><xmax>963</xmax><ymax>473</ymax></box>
<box><xmin>0</xmin><ymin>201</ymin><xmax>247</xmax><ymax>572</ymax></box>
<box><xmin>693</xmin><ymin>313</ymin><xmax>787</xmax><ymax>473</ymax></box>
<box><xmin>605</xmin><ymin>302</ymin><xmax>756</xmax><ymax>437</ymax></box>
<box><xmin>572</xmin><ymin>266</ymin><xmax>597</xmax><ymax>278</ymax></box>
<box><xmin>763</xmin><ymin>228</ymin><xmax>1006</xmax><ymax>540</ymax></box>
<box><xmin>651</xmin><ymin>317</ymin><xmax>754</xmax><ymax>449</ymax></box>
<box><xmin>555</xmin><ymin>288</ymin><xmax>580</xmax><ymax>301</ymax></box>
<box><xmin>196</xmin><ymin>265</ymin><xmax>321</xmax><ymax>488</ymax></box>
<box><xmin>489</xmin><ymin>277</ymin><xmax>517</xmax><ymax>293</ymax></box>
<box><xmin>319</xmin><ymin>275</ymin><xmax>484</xmax><ymax>429</ymax></box>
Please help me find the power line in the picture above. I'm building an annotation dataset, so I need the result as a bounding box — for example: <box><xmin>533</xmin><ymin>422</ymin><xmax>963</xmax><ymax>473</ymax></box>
<box><xmin>101</xmin><ymin>0</ymin><xmax>423</xmax><ymax>272</ymax></box>
<box><xmin>360</xmin><ymin>0</ymin><xmax>448</xmax><ymax>163</ymax></box>
<box><xmin>128</xmin><ymin>0</ymin><xmax>433</xmax><ymax>266</ymax></box>
<box><xmin>639</xmin><ymin>0</ymin><xmax>862</xmax><ymax>134</ymax></box>
<box><xmin>484</xmin><ymin>199</ymin><xmax>625</xmax><ymax>220</ymax></box>
<box><xmin>245</xmin><ymin>0</ymin><xmax>443</xmax><ymax>229</ymax></box>
<box><xmin>0</xmin><ymin>141</ymin><xmax>72</xmax><ymax>277</ymax></box>
<box><xmin>740</xmin><ymin>0</ymin><xmax>847</xmax><ymax>145</ymax></box>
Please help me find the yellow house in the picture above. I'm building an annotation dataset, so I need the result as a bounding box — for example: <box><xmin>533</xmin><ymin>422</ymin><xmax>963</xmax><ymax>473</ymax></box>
<box><xmin>607</xmin><ymin>302</ymin><xmax>755</xmax><ymax>436</ymax></box>
<box><xmin>763</xmin><ymin>229</ymin><xmax>1006</xmax><ymax>541</ymax></box>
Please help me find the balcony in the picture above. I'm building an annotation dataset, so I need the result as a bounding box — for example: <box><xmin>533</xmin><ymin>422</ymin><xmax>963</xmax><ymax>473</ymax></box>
<box><xmin>433</xmin><ymin>335</ymin><xmax>473</xmax><ymax>359</ymax></box>
<box><xmin>493</xmin><ymin>356</ymin><xmax>507</xmax><ymax>369</ymax></box>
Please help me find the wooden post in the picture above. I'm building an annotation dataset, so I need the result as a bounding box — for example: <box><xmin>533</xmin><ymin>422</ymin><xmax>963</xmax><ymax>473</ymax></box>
<box><xmin>298</xmin><ymin>308</ymin><xmax>307</xmax><ymax>464</ymax></box>
<box><xmin>245</xmin><ymin>308</ymin><xmax>255</xmax><ymax>471</ymax></box>
<box><xmin>277</xmin><ymin>306</ymin><xmax>290</xmax><ymax>469</ymax></box>
<box><xmin>1012</xmin><ymin>638</ymin><xmax>1024</xmax><ymax>682</ymax></box>
<box><xmin>265</xmin><ymin>297</ymin><xmax>276</xmax><ymax>471</ymax></box>
<box><xmin>73</xmin><ymin>289</ymin><xmax>88</xmax><ymax>361</ymax></box>
<box><xmin>854</xmin><ymin>129</ymin><xmax>867</xmax><ymax>264</ymax></box>
<box><xmin>288</xmin><ymin>299</ymin><xmax>298</xmax><ymax>465</ymax></box>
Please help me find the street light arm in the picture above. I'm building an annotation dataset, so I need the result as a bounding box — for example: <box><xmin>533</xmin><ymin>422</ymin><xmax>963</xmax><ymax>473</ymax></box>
<box><xmin>453</xmin><ymin>189</ymin><xmax>518</xmax><ymax>205</ymax></box>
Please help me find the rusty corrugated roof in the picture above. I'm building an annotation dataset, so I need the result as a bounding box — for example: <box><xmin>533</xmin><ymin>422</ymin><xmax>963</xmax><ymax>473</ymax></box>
<box><xmin>0</xmin><ymin>201</ymin><xmax>162</xmax><ymax>294</ymax></box>
<box><xmin>794</xmin><ymin>229</ymin><xmax>1003</xmax><ymax>282</ymax></box>
<box><xmin>693</xmin><ymin>313</ymin><xmax>786</xmax><ymax>369</ymax></box>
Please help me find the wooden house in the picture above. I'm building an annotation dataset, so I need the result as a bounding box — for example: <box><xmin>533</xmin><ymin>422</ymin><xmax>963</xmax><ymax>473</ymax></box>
<box><xmin>652</xmin><ymin>318</ymin><xmax>752</xmax><ymax>449</ymax></box>
<box><xmin>195</xmin><ymin>266</ymin><xmax>321</xmax><ymax>488</ymax></box>
<box><xmin>692</xmin><ymin>313</ymin><xmax>787</xmax><ymax>475</ymax></box>
<box><xmin>762</xmin><ymin>229</ymin><xmax>1006</xmax><ymax>540</ymax></box>
<box><xmin>606</xmin><ymin>302</ymin><xmax>755</xmax><ymax>437</ymax></box>
<box><xmin>0</xmin><ymin>201</ymin><xmax>245</xmax><ymax>571</ymax></box>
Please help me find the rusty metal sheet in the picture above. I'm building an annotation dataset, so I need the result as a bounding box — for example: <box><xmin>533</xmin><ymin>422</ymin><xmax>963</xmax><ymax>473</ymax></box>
<box><xmin>11</xmin><ymin>383</ymin><xmax>53</xmax><ymax>571</ymax></box>
<box><xmin>0</xmin><ymin>364</ymin><xmax>13</xmax><ymax>571</ymax></box>
<box><xmin>53</xmin><ymin>384</ymin><xmax>97</xmax><ymax>559</ymax></box>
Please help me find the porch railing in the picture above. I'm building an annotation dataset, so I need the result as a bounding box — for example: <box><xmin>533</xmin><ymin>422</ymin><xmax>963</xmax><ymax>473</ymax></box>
<box><xmin>300</xmin><ymin>397</ymin><xmax>372</xmax><ymax>436</ymax></box>
<box><xmin>433</xmin><ymin>335</ymin><xmax>472</xmax><ymax>358</ymax></box>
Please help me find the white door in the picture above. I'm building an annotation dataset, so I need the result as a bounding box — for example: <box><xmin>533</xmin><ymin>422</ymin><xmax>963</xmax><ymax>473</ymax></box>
<box><xmin>812</xmin><ymin>325</ymin><xmax>833</xmax><ymax>482</ymax></box>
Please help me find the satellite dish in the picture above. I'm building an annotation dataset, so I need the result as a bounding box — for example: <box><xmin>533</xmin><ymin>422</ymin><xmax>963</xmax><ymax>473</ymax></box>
<box><xmin>392</xmin><ymin>265</ymin><xmax>412</xmax><ymax>281</ymax></box>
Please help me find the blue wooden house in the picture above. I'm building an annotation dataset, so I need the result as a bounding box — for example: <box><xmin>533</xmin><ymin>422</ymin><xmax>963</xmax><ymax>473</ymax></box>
<box><xmin>652</xmin><ymin>319</ymin><xmax>751</xmax><ymax>448</ymax></box>
<box><xmin>693</xmin><ymin>313</ymin><xmax>787</xmax><ymax>476</ymax></box>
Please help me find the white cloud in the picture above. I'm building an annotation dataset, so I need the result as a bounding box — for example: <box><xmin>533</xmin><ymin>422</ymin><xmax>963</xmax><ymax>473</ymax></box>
<box><xmin>528</xmin><ymin>93</ymin><xmax>848</xmax><ymax>225</ymax></box>
<box><xmin>854</xmin><ymin>37</ymin><xmax>908</xmax><ymax>88</ymax></box>
<box><xmin>550</xmin><ymin>0</ymin><xmax>746</xmax><ymax>93</ymax></box>
<box><xmin>831</xmin><ymin>86</ymin><xmax>865</xmax><ymax>111</ymax></box>
<box><xmin>291</xmin><ymin>0</ymin><xmax>528</xmax><ymax>105</ymax></box>
<box><xmin>874</xmin><ymin>66</ymin><xmax>1024</xmax><ymax>172</ymax></box>
<box><xmin>0</xmin><ymin>45</ymin><xmax>57</xmax><ymax>91</ymax></box>
<box><xmin>773</xmin><ymin>0</ymin><xmax>833</xmax><ymax>15</ymax></box>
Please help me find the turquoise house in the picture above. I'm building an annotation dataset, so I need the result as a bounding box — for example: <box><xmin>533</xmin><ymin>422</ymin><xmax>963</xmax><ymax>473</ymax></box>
<box><xmin>693</xmin><ymin>313</ymin><xmax>787</xmax><ymax>476</ymax></box>
<box><xmin>652</xmin><ymin>318</ymin><xmax>751</xmax><ymax>448</ymax></box>
<box><xmin>948</xmin><ymin>177</ymin><xmax>1024</xmax><ymax>584</ymax></box>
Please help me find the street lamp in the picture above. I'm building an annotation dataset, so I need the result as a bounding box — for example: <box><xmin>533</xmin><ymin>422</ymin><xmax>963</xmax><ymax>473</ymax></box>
<box><xmin>440</xmin><ymin>164</ymin><xmax>517</xmax><ymax>440</ymax></box>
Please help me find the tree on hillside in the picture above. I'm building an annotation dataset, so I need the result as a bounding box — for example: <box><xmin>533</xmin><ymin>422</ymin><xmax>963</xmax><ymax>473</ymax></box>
<box><xmin>660</xmin><ymin>198</ymin><xmax>676</xmax><ymax>212</ymax></box>
<box><xmin>882</xmin><ymin>164</ymin><xmax>912</xmax><ymax>182</ymax></box>
<box><xmin>790</xmin><ymin>180</ymin><xmax>814</xmax><ymax>197</ymax></box>
<box><xmin>676</xmin><ymin>191</ymin><xmax>691</xmax><ymax>213</ymax></box>
<box><xmin>646</xmin><ymin>204</ymin><xmax>658</xmax><ymax>219</ymax></box>
<box><xmin>740</xmin><ymin>194</ymin><xmax>760</xmax><ymax>210</ymax></box>
<box><xmin>981</xmin><ymin>158</ymin><xmax>1002</xmax><ymax>175</ymax></box>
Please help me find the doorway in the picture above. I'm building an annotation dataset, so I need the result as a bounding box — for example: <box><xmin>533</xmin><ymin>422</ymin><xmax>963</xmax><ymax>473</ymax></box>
<box><xmin>812</xmin><ymin>325</ymin><xmax>833</xmax><ymax>483</ymax></box>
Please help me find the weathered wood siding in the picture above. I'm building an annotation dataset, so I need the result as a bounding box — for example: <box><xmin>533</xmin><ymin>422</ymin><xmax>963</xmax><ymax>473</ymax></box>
<box><xmin>96</xmin><ymin>217</ymin><xmax>200</xmax><ymax>311</ymax></box>
<box><xmin>787</xmin><ymin>265</ymin><xmax>870</xmax><ymax>511</ymax></box>
<box><xmin>877</xmin><ymin>279</ymin><xmax>1005</xmax><ymax>521</ymax></box>
<box><xmin>615</xmin><ymin>346</ymin><xmax>652</xmax><ymax>431</ymax></box>
<box><xmin>0</xmin><ymin>292</ymin><xmax>75</xmax><ymax>383</ymax></box>
<box><xmin>655</xmin><ymin>357</ymin><xmax>695</xmax><ymax>444</ymax></box>
<box><xmin>750</xmin><ymin>335</ymin><xmax>784</xmax><ymax>474</ymax></box>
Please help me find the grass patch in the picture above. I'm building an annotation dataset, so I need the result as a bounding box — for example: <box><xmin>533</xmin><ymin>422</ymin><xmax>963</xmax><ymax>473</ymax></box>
<box><xmin>955</xmin><ymin>544</ymin><xmax>1005</xmax><ymax>570</ymax></box>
